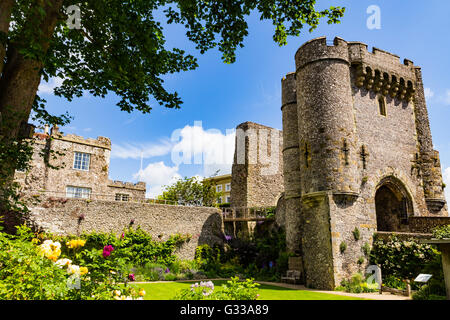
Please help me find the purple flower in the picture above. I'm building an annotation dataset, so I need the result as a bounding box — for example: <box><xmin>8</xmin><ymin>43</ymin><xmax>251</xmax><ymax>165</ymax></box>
<box><xmin>128</xmin><ymin>273</ymin><xmax>135</xmax><ymax>281</ymax></box>
<box><xmin>165</xmin><ymin>268</ymin><xmax>170</xmax><ymax>273</ymax></box>
<box><xmin>224</xmin><ymin>235</ymin><xmax>232</xmax><ymax>241</ymax></box>
<box><xmin>269</xmin><ymin>261</ymin><xmax>274</xmax><ymax>268</ymax></box>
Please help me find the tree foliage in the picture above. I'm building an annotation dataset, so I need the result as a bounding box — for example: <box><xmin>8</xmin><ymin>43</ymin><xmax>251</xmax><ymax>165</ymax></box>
<box><xmin>158</xmin><ymin>175</ymin><xmax>220</xmax><ymax>206</ymax></box>
<box><xmin>1</xmin><ymin>0</ymin><xmax>345</xmax><ymax>117</ymax></box>
<box><xmin>0</xmin><ymin>0</ymin><xmax>344</xmax><ymax>213</ymax></box>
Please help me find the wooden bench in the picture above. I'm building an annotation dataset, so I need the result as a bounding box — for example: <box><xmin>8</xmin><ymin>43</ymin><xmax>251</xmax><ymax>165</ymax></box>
<box><xmin>281</xmin><ymin>270</ymin><xmax>302</xmax><ymax>284</ymax></box>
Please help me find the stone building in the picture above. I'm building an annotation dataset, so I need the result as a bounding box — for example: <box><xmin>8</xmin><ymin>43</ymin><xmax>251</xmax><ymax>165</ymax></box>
<box><xmin>233</xmin><ymin>37</ymin><xmax>450</xmax><ymax>290</ymax></box>
<box><xmin>14</xmin><ymin>125</ymin><xmax>146</xmax><ymax>201</ymax></box>
<box><xmin>230</xmin><ymin>121</ymin><xmax>284</xmax><ymax>209</ymax></box>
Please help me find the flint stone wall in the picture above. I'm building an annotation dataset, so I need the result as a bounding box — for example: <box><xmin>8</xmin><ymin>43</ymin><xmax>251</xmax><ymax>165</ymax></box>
<box><xmin>25</xmin><ymin>197</ymin><xmax>224</xmax><ymax>260</ymax></box>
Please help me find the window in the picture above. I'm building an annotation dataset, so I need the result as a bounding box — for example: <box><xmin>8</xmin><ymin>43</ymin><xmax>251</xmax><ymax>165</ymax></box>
<box><xmin>225</xmin><ymin>183</ymin><xmax>231</xmax><ymax>192</ymax></box>
<box><xmin>217</xmin><ymin>197</ymin><xmax>222</xmax><ymax>204</ymax></box>
<box><xmin>216</xmin><ymin>185</ymin><xmax>222</xmax><ymax>192</ymax></box>
<box><xmin>115</xmin><ymin>193</ymin><xmax>130</xmax><ymax>201</ymax></box>
<box><xmin>226</xmin><ymin>196</ymin><xmax>231</xmax><ymax>203</ymax></box>
<box><xmin>378</xmin><ymin>96</ymin><xmax>386</xmax><ymax>116</ymax></box>
<box><xmin>66</xmin><ymin>186</ymin><xmax>91</xmax><ymax>199</ymax></box>
<box><xmin>73</xmin><ymin>152</ymin><xmax>90</xmax><ymax>171</ymax></box>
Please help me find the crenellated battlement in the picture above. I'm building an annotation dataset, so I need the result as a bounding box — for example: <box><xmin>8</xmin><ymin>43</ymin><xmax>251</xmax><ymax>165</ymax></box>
<box><xmin>108</xmin><ymin>180</ymin><xmax>146</xmax><ymax>190</ymax></box>
<box><xmin>294</xmin><ymin>37</ymin><xmax>418</xmax><ymax>102</ymax></box>
<box><xmin>295</xmin><ymin>36</ymin><xmax>350</xmax><ymax>70</ymax></box>
<box><xmin>55</xmin><ymin>133</ymin><xmax>111</xmax><ymax>150</ymax></box>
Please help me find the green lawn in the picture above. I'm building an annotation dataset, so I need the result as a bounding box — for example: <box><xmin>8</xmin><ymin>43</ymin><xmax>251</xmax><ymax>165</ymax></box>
<box><xmin>131</xmin><ymin>281</ymin><xmax>365</xmax><ymax>300</ymax></box>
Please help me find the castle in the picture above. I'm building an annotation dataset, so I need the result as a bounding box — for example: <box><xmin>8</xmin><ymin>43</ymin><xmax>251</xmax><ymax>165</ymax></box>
<box><xmin>9</xmin><ymin>36</ymin><xmax>450</xmax><ymax>290</ymax></box>
<box><xmin>14</xmin><ymin>124</ymin><xmax>146</xmax><ymax>201</ymax></box>
<box><xmin>231</xmin><ymin>37</ymin><xmax>449</xmax><ymax>289</ymax></box>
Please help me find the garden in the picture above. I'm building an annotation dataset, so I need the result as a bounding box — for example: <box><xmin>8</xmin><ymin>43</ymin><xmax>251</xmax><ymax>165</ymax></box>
<box><xmin>334</xmin><ymin>224</ymin><xmax>450</xmax><ymax>300</ymax></box>
<box><xmin>0</xmin><ymin>218</ymin><xmax>448</xmax><ymax>300</ymax></box>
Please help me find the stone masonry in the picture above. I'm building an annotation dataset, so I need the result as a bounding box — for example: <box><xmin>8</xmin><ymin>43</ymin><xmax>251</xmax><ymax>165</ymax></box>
<box><xmin>280</xmin><ymin>36</ymin><xmax>449</xmax><ymax>289</ymax></box>
<box><xmin>233</xmin><ymin>37</ymin><xmax>450</xmax><ymax>290</ymax></box>
<box><xmin>230</xmin><ymin>121</ymin><xmax>284</xmax><ymax>209</ymax></box>
<box><xmin>23</xmin><ymin>197</ymin><xmax>223</xmax><ymax>260</ymax></box>
<box><xmin>14</xmin><ymin>125</ymin><xmax>146</xmax><ymax>201</ymax></box>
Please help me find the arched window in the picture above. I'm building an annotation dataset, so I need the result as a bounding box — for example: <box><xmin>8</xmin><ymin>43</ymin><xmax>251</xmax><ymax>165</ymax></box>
<box><xmin>378</xmin><ymin>96</ymin><xmax>386</xmax><ymax>116</ymax></box>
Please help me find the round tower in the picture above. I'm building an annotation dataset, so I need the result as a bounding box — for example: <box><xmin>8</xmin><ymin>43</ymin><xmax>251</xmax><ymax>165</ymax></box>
<box><xmin>295</xmin><ymin>37</ymin><xmax>359</xmax><ymax>195</ymax></box>
<box><xmin>281</xmin><ymin>72</ymin><xmax>302</xmax><ymax>255</ymax></box>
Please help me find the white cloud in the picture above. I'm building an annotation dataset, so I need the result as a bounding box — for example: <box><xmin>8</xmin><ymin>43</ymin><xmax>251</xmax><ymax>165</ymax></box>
<box><xmin>424</xmin><ymin>87</ymin><xmax>434</xmax><ymax>100</ymax></box>
<box><xmin>171</xmin><ymin>122</ymin><xmax>235</xmax><ymax>176</ymax></box>
<box><xmin>114</xmin><ymin>123</ymin><xmax>235</xmax><ymax>176</ymax></box>
<box><xmin>119</xmin><ymin>123</ymin><xmax>236</xmax><ymax>194</ymax></box>
<box><xmin>444</xmin><ymin>89</ymin><xmax>450</xmax><ymax>105</ymax></box>
<box><xmin>133</xmin><ymin>161</ymin><xmax>182</xmax><ymax>198</ymax></box>
<box><xmin>444</xmin><ymin>167</ymin><xmax>450</xmax><ymax>204</ymax></box>
<box><xmin>111</xmin><ymin>139</ymin><xmax>173</xmax><ymax>160</ymax></box>
<box><xmin>38</xmin><ymin>77</ymin><xmax>64</xmax><ymax>95</ymax></box>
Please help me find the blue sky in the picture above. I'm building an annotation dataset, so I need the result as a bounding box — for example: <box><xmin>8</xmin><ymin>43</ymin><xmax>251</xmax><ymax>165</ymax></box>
<box><xmin>37</xmin><ymin>0</ymin><xmax>450</xmax><ymax>198</ymax></box>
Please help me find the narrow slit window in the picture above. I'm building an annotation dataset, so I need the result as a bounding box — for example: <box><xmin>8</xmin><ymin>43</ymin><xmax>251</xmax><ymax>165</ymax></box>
<box><xmin>378</xmin><ymin>96</ymin><xmax>386</xmax><ymax>116</ymax></box>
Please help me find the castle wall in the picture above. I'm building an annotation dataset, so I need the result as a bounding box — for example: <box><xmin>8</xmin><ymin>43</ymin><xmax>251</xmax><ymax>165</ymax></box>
<box><xmin>107</xmin><ymin>181</ymin><xmax>146</xmax><ymax>201</ymax></box>
<box><xmin>15</xmin><ymin>130</ymin><xmax>146</xmax><ymax>201</ymax></box>
<box><xmin>280</xmin><ymin>36</ymin><xmax>448</xmax><ymax>290</ymax></box>
<box><xmin>23</xmin><ymin>197</ymin><xmax>223</xmax><ymax>260</ymax></box>
<box><xmin>230</xmin><ymin>122</ymin><xmax>284</xmax><ymax>208</ymax></box>
<box><xmin>43</xmin><ymin>134</ymin><xmax>112</xmax><ymax>197</ymax></box>
<box><xmin>281</xmin><ymin>73</ymin><xmax>302</xmax><ymax>255</ymax></box>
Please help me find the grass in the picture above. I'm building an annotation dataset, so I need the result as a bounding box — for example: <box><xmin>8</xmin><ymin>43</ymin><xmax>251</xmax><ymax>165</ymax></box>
<box><xmin>131</xmin><ymin>280</ymin><xmax>366</xmax><ymax>300</ymax></box>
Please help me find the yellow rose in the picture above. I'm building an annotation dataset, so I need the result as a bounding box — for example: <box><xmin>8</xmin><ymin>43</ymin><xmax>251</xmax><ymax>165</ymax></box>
<box><xmin>139</xmin><ymin>289</ymin><xmax>146</xmax><ymax>297</ymax></box>
<box><xmin>79</xmin><ymin>267</ymin><xmax>89</xmax><ymax>275</ymax></box>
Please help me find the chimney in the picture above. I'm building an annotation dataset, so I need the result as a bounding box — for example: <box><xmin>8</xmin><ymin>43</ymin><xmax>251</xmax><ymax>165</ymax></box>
<box><xmin>44</xmin><ymin>124</ymin><xmax>49</xmax><ymax>135</ymax></box>
<box><xmin>50</xmin><ymin>124</ymin><xmax>59</xmax><ymax>136</ymax></box>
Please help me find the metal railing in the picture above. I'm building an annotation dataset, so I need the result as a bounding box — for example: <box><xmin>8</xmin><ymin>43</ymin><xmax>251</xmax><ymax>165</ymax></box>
<box><xmin>221</xmin><ymin>206</ymin><xmax>276</xmax><ymax>221</ymax></box>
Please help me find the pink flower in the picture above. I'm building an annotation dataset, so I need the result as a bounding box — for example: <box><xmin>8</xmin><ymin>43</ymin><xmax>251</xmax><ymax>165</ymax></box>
<box><xmin>128</xmin><ymin>273</ymin><xmax>135</xmax><ymax>281</ymax></box>
<box><xmin>102</xmin><ymin>245</ymin><xmax>114</xmax><ymax>258</ymax></box>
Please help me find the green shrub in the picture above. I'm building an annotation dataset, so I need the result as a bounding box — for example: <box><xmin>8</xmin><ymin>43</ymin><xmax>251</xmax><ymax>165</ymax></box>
<box><xmin>339</xmin><ymin>241</ymin><xmax>347</xmax><ymax>253</ymax></box>
<box><xmin>131</xmin><ymin>262</ymin><xmax>166</xmax><ymax>281</ymax></box>
<box><xmin>357</xmin><ymin>256</ymin><xmax>365</xmax><ymax>265</ymax></box>
<box><xmin>432</xmin><ymin>224</ymin><xmax>450</xmax><ymax>239</ymax></box>
<box><xmin>164</xmin><ymin>273</ymin><xmax>177</xmax><ymax>281</ymax></box>
<box><xmin>362</xmin><ymin>242</ymin><xmax>371</xmax><ymax>256</ymax></box>
<box><xmin>337</xmin><ymin>273</ymin><xmax>379</xmax><ymax>294</ymax></box>
<box><xmin>352</xmin><ymin>227</ymin><xmax>360</xmax><ymax>241</ymax></box>
<box><xmin>412</xmin><ymin>285</ymin><xmax>447</xmax><ymax>300</ymax></box>
<box><xmin>382</xmin><ymin>275</ymin><xmax>407</xmax><ymax>290</ymax></box>
<box><xmin>173</xmin><ymin>277</ymin><xmax>260</xmax><ymax>300</ymax></box>
<box><xmin>0</xmin><ymin>226</ymin><xmax>69</xmax><ymax>299</ymax></box>
<box><xmin>370</xmin><ymin>234</ymin><xmax>438</xmax><ymax>281</ymax></box>
<box><xmin>0</xmin><ymin>224</ymin><xmax>139</xmax><ymax>300</ymax></box>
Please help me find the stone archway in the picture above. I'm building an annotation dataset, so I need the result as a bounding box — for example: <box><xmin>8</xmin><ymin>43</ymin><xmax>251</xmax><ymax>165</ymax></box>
<box><xmin>375</xmin><ymin>176</ymin><xmax>413</xmax><ymax>232</ymax></box>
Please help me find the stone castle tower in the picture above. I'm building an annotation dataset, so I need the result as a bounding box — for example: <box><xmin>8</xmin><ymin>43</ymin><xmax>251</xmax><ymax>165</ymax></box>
<box><xmin>280</xmin><ymin>36</ymin><xmax>448</xmax><ymax>289</ymax></box>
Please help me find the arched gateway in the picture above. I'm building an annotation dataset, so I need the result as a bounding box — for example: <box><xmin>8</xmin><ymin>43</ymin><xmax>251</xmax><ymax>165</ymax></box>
<box><xmin>375</xmin><ymin>176</ymin><xmax>413</xmax><ymax>232</ymax></box>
